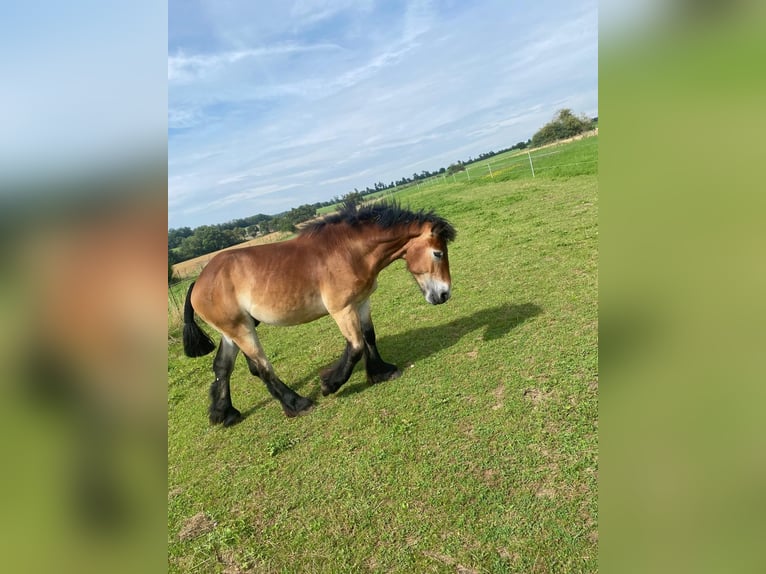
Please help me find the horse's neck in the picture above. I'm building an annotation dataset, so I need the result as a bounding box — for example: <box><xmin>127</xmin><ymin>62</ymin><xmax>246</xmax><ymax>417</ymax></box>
<box><xmin>360</xmin><ymin>226</ymin><xmax>418</xmax><ymax>273</ymax></box>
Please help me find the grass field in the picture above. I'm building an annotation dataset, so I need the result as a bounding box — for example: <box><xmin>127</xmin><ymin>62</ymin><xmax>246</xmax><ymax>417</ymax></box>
<box><xmin>168</xmin><ymin>136</ymin><xmax>598</xmax><ymax>572</ymax></box>
<box><xmin>314</xmin><ymin>132</ymin><xmax>598</xmax><ymax>216</ymax></box>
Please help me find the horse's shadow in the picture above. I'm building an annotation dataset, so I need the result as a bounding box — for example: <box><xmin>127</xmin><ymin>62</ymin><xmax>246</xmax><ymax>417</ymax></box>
<box><xmin>337</xmin><ymin>302</ymin><xmax>543</xmax><ymax>397</ymax></box>
<box><xmin>239</xmin><ymin>302</ymin><xmax>542</xmax><ymax>417</ymax></box>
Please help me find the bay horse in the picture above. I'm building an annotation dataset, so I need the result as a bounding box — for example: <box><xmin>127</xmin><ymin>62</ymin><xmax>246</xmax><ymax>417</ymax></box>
<box><xmin>182</xmin><ymin>202</ymin><xmax>456</xmax><ymax>426</ymax></box>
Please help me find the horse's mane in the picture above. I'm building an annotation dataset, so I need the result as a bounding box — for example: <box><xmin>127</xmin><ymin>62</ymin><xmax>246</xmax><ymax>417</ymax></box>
<box><xmin>300</xmin><ymin>201</ymin><xmax>456</xmax><ymax>242</ymax></box>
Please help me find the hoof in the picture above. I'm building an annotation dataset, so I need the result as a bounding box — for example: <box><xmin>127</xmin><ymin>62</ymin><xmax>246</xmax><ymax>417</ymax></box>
<box><xmin>368</xmin><ymin>365</ymin><xmax>402</xmax><ymax>385</ymax></box>
<box><xmin>283</xmin><ymin>397</ymin><xmax>314</xmax><ymax>417</ymax></box>
<box><xmin>320</xmin><ymin>373</ymin><xmax>338</xmax><ymax>396</ymax></box>
<box><xmin>320</xmin><ymin>382</ymin><xmax>336</xmax><ymax>396</ymax></box>
<box><xmin>210</xmin><ymin>406</ymin><xmax>242</xmax><ymax>427</ymax></box>
<box><xmin>223</xmin><ymin>408</ymin><xmax>243</xmax><ymax>427</ymax></box>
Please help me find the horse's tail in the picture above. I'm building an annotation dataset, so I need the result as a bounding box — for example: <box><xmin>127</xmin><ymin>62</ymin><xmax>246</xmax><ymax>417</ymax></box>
<box><xmin>182</xmin><ymin>281</ymin><xmax>216</xmax><ymax>357</ymax></box>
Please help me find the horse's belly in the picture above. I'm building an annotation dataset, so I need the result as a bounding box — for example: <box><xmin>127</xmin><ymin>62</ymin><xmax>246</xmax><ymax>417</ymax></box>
<box><xmin>249</xmin><ymin>296</ymin><xmax>328</xmax><ymax>327</ymax></box>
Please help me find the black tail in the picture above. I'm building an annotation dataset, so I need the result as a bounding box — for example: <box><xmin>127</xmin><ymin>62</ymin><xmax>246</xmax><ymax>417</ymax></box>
<box><xmin>182</xmin><ymin>281</ymin><xmax>216</xmax><ymax>357</ymax></box>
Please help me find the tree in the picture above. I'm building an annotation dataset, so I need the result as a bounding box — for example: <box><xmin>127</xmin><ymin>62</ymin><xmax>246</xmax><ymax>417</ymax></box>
<box><xmin>447</xmin><ymin>161</ymin><xmax>465</xmax><ymax>175</ymax></box>
<box><xmin>178</xmin><ymin>233</ymin><xmax>204</xmax><ymax>260</ymax></box>
<box><xmin>531</xmin><ymin>109</ymin><xmax>593</xmax><ymax>148</ymax></box>
<box><xmin>168</xmin><ymin>226</ymin><xmax>193</xmax><ymax>249</ymax></box>
<box><xmin>272</xmin><ymin>216</ymin><xmax>293</xmax><ymax>233</ymax></box>
<box><xmin>342</xmin><ymin>191</ymin><xmax>363</xmax><ymax>208</ymax></box>
<box><xmin>231</xmin><ymin>227</ymin><xmax>248</xmax><ymax>242</ymax></box>
<box><xmin>195</xmin><ymin>226</ymin><xmax>233</xmax><ymax>253</ymax></box>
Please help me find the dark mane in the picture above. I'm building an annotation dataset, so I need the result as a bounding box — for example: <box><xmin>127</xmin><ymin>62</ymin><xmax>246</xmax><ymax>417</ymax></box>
<box><xmin>300</xmin><ymin>201</ymin><xmax>456</xmax><ymax>242</ymax></box>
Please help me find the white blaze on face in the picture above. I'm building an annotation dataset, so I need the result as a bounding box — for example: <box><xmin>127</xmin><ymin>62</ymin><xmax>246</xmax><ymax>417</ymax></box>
<box><xmin>408</xmin><ymin>243</ymin><xmax>452</xmax><ymax>304</ymax></box>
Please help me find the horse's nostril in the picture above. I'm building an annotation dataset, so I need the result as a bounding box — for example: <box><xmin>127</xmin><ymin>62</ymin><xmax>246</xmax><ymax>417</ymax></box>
<box><xmin>440</xmin><ymin>290</ymin><xmax>450</xmax><ymax>303</ymax></box>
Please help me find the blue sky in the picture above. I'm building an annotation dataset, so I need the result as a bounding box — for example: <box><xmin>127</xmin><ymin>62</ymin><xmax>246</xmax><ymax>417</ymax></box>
<box><xmin>168</xmin><ymin>0</ymin><xmax>598</xmax><ymax>229</ymax></box>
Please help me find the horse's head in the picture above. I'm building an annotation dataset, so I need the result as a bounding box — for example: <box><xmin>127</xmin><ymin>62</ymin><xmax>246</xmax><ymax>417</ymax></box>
<box><xmin>404</xmin><ymin>221</ymin><xmax>454</xmax><ymax>305</ymax></box>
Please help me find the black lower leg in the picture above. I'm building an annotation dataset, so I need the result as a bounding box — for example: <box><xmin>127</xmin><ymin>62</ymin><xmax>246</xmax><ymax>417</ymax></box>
<box><xmin>245</xmin><ymin>357</ymin><xmax>314</xmax><ymax>417</ymax></box>
<box><xmin>208</xmin><ymin>381</ymin><xmax>242</xmax><ymax>426</ymax></box>
<box><xmin>320</xmin><ymin>341</ymin><xmax>364</xmax><ymax>395</ymax></box>
<box><xmin>362</xmin><ymin>323</ymin><xmax>401</xmax><ymax>384</ymax></box>
<box><xmin>209</xmin><ymin>340</ymin><xmax>242</xmax><ymax>426</ymax></box>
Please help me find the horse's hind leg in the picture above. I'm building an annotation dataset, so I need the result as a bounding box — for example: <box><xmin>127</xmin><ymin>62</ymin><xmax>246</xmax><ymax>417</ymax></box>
<box><xmin>230</xmin><ymin>322</ymin><xmax>314</xmax><ymax>417</ymax></box>
<box><xmin>244</xmin><ymin>356</ymin><xmax>314</xmax><ymax>417</ymax></box>
<box><xmin>359</xmin><ymin>299</ymin><xmax>401</xmax><ymax>384</ymax></box>
<box><xmin>209</xmin><ymin>336</ymin><xmax>243</xmax><ymax>427</ymax></box>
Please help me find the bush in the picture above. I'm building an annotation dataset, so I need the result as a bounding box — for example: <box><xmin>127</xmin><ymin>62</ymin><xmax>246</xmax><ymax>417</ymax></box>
<box><xmin>531</xmin><ymin>109</ymin><xmax>593</xmax><ymax>147</ymax></box>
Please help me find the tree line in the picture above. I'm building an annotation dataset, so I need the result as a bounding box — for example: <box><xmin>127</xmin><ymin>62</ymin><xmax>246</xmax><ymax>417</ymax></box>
<box><xmin>168</xmin><ymin>203</ymin><xmax>331</xmax><ymax>264</ymax></box>
<box><xmin>169</xmin><ymin>108</ymin><xmax>596</xmax><ymax>271</ymax></box>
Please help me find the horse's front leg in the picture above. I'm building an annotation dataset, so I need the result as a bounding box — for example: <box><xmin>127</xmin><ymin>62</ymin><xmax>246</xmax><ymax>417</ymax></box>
<box><xmin>358</xmin><ymin>299</ymin><xmax>401</xmax><ymax>384</ymax></box>
<box><xmin>321</xmin><ymin>306</ymin><xmax>365</xmax><ymax>395</ymax></box>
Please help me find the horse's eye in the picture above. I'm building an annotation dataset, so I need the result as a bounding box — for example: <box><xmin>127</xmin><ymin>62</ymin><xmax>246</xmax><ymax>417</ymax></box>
<box><xmin>433</xmin><ymin>250</ymin><xmax>443</xmax><ymax>260</ymax></box>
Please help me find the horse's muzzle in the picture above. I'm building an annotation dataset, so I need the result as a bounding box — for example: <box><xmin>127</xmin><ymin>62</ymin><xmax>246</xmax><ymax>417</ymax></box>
<box><xmin>418</xmin><ymin>276</ymin><xmax>452</xmax><ymax>305</ymax></box>
<box><xmin>425</xmin><ymin>285</ymin><xmax>451</xmax><ymax>305</ymax></box>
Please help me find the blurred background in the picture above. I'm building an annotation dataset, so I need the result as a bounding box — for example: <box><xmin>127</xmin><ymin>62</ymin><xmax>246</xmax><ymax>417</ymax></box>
<box><xmin>0</xmin><ymin>1</ymin><xmax>167</xmax><ymax>572</ymax></box>
<box><xmin>0</xmin><ymin>1</ymin><xmax>764</xmax><ymax>572</ymax></box>
<box><xmin>601</xmin><ymin>0</ymin><xmax>766</xmax><ymax>572</ymax></box>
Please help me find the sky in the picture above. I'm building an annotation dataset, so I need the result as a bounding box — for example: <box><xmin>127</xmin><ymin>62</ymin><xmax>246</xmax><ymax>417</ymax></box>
<box><xmin>168</xmin><ymin>0</ymin><xmax>598</xmax><ymax>229</ymax></box>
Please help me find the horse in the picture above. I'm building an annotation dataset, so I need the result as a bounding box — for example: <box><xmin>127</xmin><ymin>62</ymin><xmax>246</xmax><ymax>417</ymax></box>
<box><xmin>182</xmin><ymin>201</ymin><xmax>456</xmax><ymax>426</ymax></box>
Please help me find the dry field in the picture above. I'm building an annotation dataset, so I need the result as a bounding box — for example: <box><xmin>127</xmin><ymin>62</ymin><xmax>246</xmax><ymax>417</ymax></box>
<box><xmin>171</xmin><ymin>231</ymin><xmax>292</xmax><ymax>279</ymax></box>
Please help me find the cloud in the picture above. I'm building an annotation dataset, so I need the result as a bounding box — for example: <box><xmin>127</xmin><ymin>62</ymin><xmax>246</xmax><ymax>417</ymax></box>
<box><xmin>328</xmin><ymin>43</ymin><xmax>416</xmax><ymax>92</ymax></box>
<box><xmin>168</xmin><ymin>0</ymin><xmax>598</xmax><ymax>228</ymax></box>
<box><xmin>402</xmin><ymin>0</ymin><xmax>435</xmax><ymax>42</ymax></box>
<box><xmin>168</xmin><ymin>43</ymin><xmax>341</xmax><ymax>83</ymax></box>
<box><xmin>290</xmin><ymin>0</ymin><xmax>374</xmax><ymax>28</ymax></box>
<box><xmin>168</xmin><ymin>106</ymin><xmax>207</xmax><ymax>129</ymax></box>
<box><xmin>318</xmin><ymin>169</ymin><xmax>373</xmax><ymax>186</ymax></box>
<box><xmin>183</xmin><ymin>183</ymin><xmax>302</xmax><ymax>215</ymax></box>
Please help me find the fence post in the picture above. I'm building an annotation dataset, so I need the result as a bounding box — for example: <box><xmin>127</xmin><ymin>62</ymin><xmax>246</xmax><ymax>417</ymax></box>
<box><xmin>527</xmin><ymin>151</ymin><xmax>535</xmax><ymax>177</ymax></box>
<box><xmin>487</xmin><ymin>163</ymin><xmax>493</xmax><ymax>178</ymax></box>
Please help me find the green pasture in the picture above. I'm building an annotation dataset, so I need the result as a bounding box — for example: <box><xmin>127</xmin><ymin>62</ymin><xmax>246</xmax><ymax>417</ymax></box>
<box><xmin>168</xmin><ymin>136</ymin><xmax>598</xmax><ymax>572</ymax></box>
<box><xmin>315</xmin><ymin>135</ymin><xmax>598</xmax><ymax>216</ymax></box>
<box><xmin>440</xmin><ymin>136</ymin><xmax>597</xmax><ymax>184</ymax></box>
